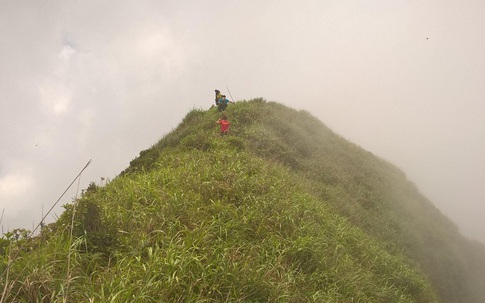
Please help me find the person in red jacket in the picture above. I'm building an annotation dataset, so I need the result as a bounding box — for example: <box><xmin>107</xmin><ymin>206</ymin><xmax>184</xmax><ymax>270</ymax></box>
<box><xmin>216</xmin><ymin>114</ymin><xmax>230</xmax><ymax>135</ymax></box>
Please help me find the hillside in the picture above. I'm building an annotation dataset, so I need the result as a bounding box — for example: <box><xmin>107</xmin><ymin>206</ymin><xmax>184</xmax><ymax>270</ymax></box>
<box><xmin>1</xmin><ymin>99</ymin><xmax>485</xmax><ymax>302</ymax></box>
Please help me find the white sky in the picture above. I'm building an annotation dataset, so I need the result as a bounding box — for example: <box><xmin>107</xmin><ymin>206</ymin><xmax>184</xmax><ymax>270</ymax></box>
<box><xmin>1</xmin><ymin>0</ymin><xmax>484</xmax><ymax>243</ymax></box>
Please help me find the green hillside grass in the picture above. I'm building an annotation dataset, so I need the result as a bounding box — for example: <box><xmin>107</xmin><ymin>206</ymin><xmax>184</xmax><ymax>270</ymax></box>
<box><xmin>1</xmin><ymin>99</ymin><xmax>484</xmax><ymax>302</ymax></box>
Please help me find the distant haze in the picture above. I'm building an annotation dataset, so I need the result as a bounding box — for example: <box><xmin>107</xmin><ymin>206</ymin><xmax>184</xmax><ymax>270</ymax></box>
<box><xmin>1</xmin><ymin>1</ymin><xmax>484</xmax><ymax>243</ymax></box>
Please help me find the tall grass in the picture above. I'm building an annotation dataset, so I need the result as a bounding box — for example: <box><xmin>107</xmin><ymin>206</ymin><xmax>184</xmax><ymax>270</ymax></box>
<box><xmin>1</xmin><ymin>99</ymin><xmax>484</xmax><ymax>302</ymax></box>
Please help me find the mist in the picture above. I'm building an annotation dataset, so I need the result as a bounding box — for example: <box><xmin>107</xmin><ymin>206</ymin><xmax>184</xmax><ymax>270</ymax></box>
<box><xmin>1</xmin><ymin>0</ymin><xmax>484</xmax><ymax>243</ymax></box>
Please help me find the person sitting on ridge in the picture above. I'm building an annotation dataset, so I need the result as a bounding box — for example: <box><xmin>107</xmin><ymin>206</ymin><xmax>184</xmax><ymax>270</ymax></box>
<box><xmin>217</xmin><ymin>95</ymin><xmax>233</xmax><ymax>111</ymax></box>
<box><xmin>216</xmin><ymin>114</ymin><xmax>230</xmax><ymax>135</ymax></box>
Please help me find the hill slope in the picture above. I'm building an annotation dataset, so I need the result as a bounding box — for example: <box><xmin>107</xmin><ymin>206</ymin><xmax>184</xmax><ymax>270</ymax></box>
<box><xmin>1</xmin><ymin>99</ymin><xmax>484</xmax><ymax>302</ymax></box>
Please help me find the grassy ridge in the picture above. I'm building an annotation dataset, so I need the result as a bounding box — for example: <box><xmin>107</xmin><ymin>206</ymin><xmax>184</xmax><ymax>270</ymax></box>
<box><xmin>1</xmin><ymin>99</ymin><xmax>484</xmax><ymax>302</ymax></box>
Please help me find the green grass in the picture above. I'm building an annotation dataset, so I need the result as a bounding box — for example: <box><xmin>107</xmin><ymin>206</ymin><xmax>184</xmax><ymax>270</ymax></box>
<box><xmin>2</xmin><ymin>99</ymin><xmax>484</xmax><ymax>302</ymax></box>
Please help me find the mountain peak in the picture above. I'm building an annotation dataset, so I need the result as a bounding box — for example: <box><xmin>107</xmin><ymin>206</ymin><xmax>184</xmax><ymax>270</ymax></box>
<box><xmin>2</xmin><ymin>99</ymin><xmax>484</xmax><ymax>302</ymax></box>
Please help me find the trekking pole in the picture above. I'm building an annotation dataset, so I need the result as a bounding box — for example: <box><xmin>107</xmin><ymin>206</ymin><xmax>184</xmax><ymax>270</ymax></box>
<box><xmin>226</xmin><ymin>86</ymin><xmax>236</xmax><ymax>102</ymax></box>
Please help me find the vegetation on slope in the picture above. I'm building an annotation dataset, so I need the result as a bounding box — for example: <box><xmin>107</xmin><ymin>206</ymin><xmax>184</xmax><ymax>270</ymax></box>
<box><xmin>1</xmin><ymin>99</ymin><xmax>484</xmax><ymax>302</ymax></box>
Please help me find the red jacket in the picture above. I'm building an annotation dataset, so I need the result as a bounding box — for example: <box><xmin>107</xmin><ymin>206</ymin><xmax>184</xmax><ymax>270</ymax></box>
<box><xmin>217</xmin><ymin>119</ymin><xmax>230</xmax><ymax>133</ymax></box>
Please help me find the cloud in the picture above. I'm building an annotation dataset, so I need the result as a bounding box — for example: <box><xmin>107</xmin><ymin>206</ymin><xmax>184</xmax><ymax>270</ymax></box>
<box><xmin>0</xmin><ymin>169</ymin><xmax>35</xmax><ymax>207</ymax></box>
<box><xmin>38</xmin><ymin>83</ymin><xmax>71</xmax><ymax>116</ymax></box>
<box><xmin>37</xmin><ymin>44</ymin><xmax>78</xmax><ymax>116</ymax></box>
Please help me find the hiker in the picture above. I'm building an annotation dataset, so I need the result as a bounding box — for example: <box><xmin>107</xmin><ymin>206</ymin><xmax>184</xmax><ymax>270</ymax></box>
<box><xmin>217</xmin><ymin>95</ymin><xmax>233</xmax><ymax>111</ymax></box>
<box><xmin>216</xmin><ymin>114</ymin><xmax>230</xmax><ymax>135</ymax></box>
<box><xmin>215</xmin><ymin>89</ymin><xmax>222</xmax><ymax>106</ymax></box>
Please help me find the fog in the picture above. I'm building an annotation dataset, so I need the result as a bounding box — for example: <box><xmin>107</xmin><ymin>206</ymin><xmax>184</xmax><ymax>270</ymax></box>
<box><xmin>1</xmin><ymin>1</ymin><xmax>484</xmax><ymax>243</ymax></box>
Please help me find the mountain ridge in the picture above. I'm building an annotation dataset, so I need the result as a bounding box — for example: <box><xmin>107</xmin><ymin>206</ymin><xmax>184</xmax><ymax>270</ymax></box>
<box><xmin>1</xmin><ymin>99</ymin><xmax>484</xmax><ymax>302</ymax></box>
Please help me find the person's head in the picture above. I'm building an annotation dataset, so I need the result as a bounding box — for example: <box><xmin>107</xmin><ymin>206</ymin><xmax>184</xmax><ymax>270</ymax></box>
<box><xmin>222</xmin><ymin>95</ymin><xmax>226</xmax><ymax>98</ymax></box>
<box><xmin>221</xmin><ymin>114</ymin><xmax>227</xmax><ymax>120</ymax></box>
<box><xmin>215</xmin><ymin>89</ymin><xmax>220</xmax><ymax>93</ymax></box>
